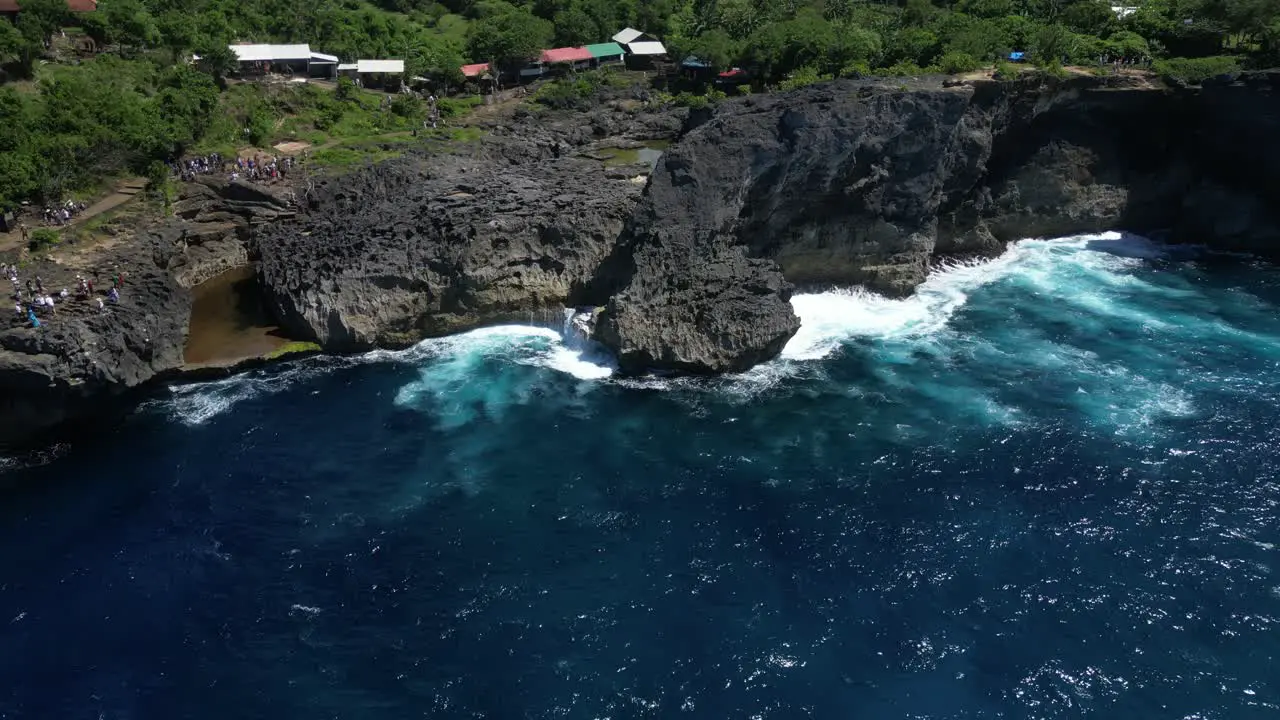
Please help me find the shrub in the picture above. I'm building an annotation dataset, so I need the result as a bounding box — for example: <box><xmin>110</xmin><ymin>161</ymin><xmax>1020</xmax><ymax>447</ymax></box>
<box><xmin>672</xmin><ymin>92</ymin><xmax>709</xmax><ymax>109</ymax></box>
<box><xmin>1035</xmin><ymin>61</ymin><xmax>1070</xmax><ymax>79</ymax></box>
<box><xmin>937</xmin><ymin>51</ymin><xmax>980</xmax><ymax>75</ymax></box>
<box><xmin>993</xmin><ymin>60</ymin><xmax>1018</xmax><ymax>80</ymax></box>
<box><xmin>777</xmin><ymin>66</ymin><xmax>830</xmax><ymax>91</ymax></box>
<box><xmin>335</xmin><ymin>76</ymin><xmax>359</xmax><ymax>102</ymax></box>
<box><xmin>28</xmin><ymin>228</ymin><xmax>60</xmax><ymax>252</ymax></box>
<box><xmin>880</xmin><ymin>61</ymin><xmax>926</xmax><ymax>77</ymax></box>
<box><xmin>313</xmin><ymin>99</ymin><xmax>345</xmax><ymax>130</ymax></box>
<box><xmin>390</xmin><ymin>94</ymin><xmax>423</xmax><ymax>118</ymax></box>
<box><xmin>838</xmin><ymin>61</ymin><xmax>872</xmax><ymax>78</ymax></box>
<box><xmin>437</xmin><ymin>95</ymin><xmax>481</xmax><ymax>118</ymax></box>
<box><xmin>246</xmin><ymin>107</ymin><xmax>274</xmax><ymax>147</ymax></box>
<box><xmin>1153</xmin><ymin>56</ymin><xmax>1241</xmax><ymax>85</ymax></box>
<box><xmin>533</xmin><ymin>71</ymin><xmax>614</xmax><ymax>110</ymax></box>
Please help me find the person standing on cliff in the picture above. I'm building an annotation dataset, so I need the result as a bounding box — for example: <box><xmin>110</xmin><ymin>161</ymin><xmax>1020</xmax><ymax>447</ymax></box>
<box><xmin>18</xmin><ymin>223</ymin><xmax>27</xmax><ymax>244</ymax></box>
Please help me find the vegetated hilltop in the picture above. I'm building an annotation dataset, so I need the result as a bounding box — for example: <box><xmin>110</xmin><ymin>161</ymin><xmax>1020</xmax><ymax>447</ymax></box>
<box><xmin>2</xmin><ymin>0</ymin><xmax>1277</xmax><ymax>211</ymax></box>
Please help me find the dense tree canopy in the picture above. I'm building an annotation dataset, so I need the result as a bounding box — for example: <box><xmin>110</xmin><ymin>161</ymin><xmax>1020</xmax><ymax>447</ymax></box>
<box><xmin>0</xmin><ymin>0</ymin><xmax>1275</xmax><ymax>209</ymax></box>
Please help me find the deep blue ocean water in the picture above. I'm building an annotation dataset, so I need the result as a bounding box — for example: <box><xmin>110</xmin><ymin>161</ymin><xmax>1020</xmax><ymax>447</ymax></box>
<box><xmin>2</xmin><ymin>233</ymin><xmax>1279</xmax><ymax>719</ymax></box>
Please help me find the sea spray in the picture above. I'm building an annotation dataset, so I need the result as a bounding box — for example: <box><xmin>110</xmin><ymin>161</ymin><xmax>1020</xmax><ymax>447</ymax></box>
<box><xmin>153</xmin><ymin>232</ymin><xmax>1208</xmax><ymax>427</ymax></box>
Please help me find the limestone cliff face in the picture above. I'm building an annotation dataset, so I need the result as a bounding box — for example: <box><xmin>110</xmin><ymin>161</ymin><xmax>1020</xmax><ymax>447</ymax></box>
<box><xmin>0</xmin><ymin>179</ymin><xmax>293</xmax><ymax>449</ymax></box>
<box><xmin>593</xmin><ymin>73</ymin><xmax>1278</xmax><ymax>372</ymax></box>
<box><xmin>0</xmin><ymin>230</ymin><xmax>190</xmax><ymax>446</ymax></box>
<box><xmin>1177</xmin><ymin>71</ymin><xmax>1280</xmax><ymax>253</ymax></box>
<box><xmin>256</xmin><ymin>147</ymin><xmax>645</xmax><ymax>349</ymax></box>
<box><xmin>8</xmin><ymin>72</ymin><xmax>1276</xmax><ymax>449</ymax></box>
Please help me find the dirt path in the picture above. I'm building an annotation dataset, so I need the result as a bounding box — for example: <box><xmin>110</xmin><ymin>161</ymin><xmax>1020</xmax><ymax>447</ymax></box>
<box><xmin>0</xmin><ymin>177</ymin><xmax>147</xmax><ymax>254</ymax></box>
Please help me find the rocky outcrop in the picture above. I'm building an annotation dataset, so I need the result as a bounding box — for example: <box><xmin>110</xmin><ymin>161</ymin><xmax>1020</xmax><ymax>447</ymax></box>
<box><xmin>0</xmin><ymin>178</ymin><xmax>297</xmax><ymax>448</ymax></box>
<box><xmin>1176</xmin><ymin>71</ymin><xmax>1280</xmax><ymax>253</ymax></box>
<box><xmin>170</xmin><ymin>178</ymin><xmax>295</xmax><ymax>288</ymax></box>
<box><xmin>592</xmin><ymin>72</ymin><xmax>1278</xmax><ymax>372</ymax></box>
<box><xmin>255</xmin><ymin>138</ymin><xmax>651</xmax><ymax>349</ymax></box>
<box><xmin>0</xmin><ymin>227</ymin><xmax>190</xmax><ymax>445</ymax></box>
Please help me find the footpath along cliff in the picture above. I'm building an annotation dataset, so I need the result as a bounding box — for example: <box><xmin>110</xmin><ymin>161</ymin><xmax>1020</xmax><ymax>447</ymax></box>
<box><xmin>1</xmin><ymin>71</ymin><xmax>1277</xmax><ymax>446</ymax></box>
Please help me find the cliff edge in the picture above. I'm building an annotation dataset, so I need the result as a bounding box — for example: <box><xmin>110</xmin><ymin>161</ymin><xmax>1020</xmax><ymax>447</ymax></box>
<box><xmin>591</xmin><ymin>71</ymin><xmax>1279</xmax><ymax>373</ymax></box>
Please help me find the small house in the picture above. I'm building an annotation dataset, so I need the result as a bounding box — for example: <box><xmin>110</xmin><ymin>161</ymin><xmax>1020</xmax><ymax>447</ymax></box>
<box><xmin>229</xmin><ymin>44</ymin><xmax>313</xmax><ymax>76</ymax></box>
<box><xmin>309</xmin><ymin>51</ymin><xmax>339</xmax><ymax>79</ymax></box>
<box><xmin>611</xmin><ymin>28</ymin><xmax>655</xmax><ymax>45</ymax></box>
<box><xmin>585</xmin><ymin>42</ymin><xmax>625</xmax><ymax>67</ymax></box>
<box><xmin>680</xmin><ymin>55</ymin><xmax>713</xmax><ymax>81</ymax></box>
<box><xmin>461</xmin><ymin>62</ymin><xmax>491</xmax><ymax>79</ymax></box>
<box><xmin>540</xmin><ymin>46</ymin><xmax>593</xmax><ymax>73</ymax></box>
<box><xmin>354</xmin><ymin>59</ymin><xmax>405</xmax><ymax>89</ymax></box>
<box><xmin>612</xmin><ymin>28</ymin><xmax>667</xmax><ymax>70</ymax></box>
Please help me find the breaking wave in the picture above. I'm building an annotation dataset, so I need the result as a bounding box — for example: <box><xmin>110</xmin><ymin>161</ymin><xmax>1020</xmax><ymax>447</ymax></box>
<box><xmin>150</xmin><ymin>231</ymin><xmax>1272</xmax><ymax>435</ymax></box>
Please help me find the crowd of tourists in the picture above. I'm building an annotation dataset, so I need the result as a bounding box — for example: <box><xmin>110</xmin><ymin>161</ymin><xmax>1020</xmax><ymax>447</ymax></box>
<box><xmin>41</xmin><ymin>200</ymin><xmax>89</xmax><ymax>227</ymax></box>
<box><xmin>229</xmin><ymin>154</ymin><xmax>296</xmax><ymax>183</ymax></box>
<box><xmin>173</xmin><ymin>153</ymin><xmax>225</xmax><ymax>181</ymax></box>
<box><xmin>7</xmin><ymin>263</ymin><xmax>125</xmax><ymax>329</ymax></box>
<box><xmin>172</xmin><ymin>152</ymin><xmax>297</xmax><ymax>185</ymax></box>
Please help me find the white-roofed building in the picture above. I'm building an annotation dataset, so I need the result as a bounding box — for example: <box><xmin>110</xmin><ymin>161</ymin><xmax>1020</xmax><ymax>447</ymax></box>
<box><xmin>611</xmin><ymin>28</ymin><xmax>668</xmax><ymax>69</ymax></box>
<box><xmin>309</xmin><ymin>51</ymin><xmax>340</xmax><ymax>79</ymax></box>
<box><xmin>356</xmin><ymin>59</ymin><xmax>405</xmax><ymax>74</ymax></box>
<box><xmin>336</xmin><ymin>59</ymin><xmax>406</xmax><ymax>89</ymax></box>
<box><xmin>229</xmin><ymin>43</ymin><xmax>315</xmax><ymax>76</ymax></box>
<box><xmin>612</xmin><ymin>27</ymin><xmax>647</xmax><ymax>44</ymax></box>
<box><xmin>625</xmin><ymin>41</ymin><xmax>667</xmax><ymax>56</ymax></box>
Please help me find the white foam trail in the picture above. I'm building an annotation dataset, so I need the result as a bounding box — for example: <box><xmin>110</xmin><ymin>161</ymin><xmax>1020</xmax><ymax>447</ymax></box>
<box><xmin>160</xmin><ymin>323</ymin><xmax>615</xmax><ymax>426</ymax></box>
<box><xmin>782</xmin><ymin>231</ymin><xmax>1158</xmax><ymax>361</ymax></box>
<box><xmin>154</xmin><ymin>231</ymin><xmax>1191</xmax><ymax>424</ymax></box>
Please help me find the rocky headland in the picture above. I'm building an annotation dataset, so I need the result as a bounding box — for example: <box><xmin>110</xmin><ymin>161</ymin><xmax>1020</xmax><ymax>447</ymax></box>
<box><xmin>1</xmin><ymin>70</ymin><xmax>1277</xmax><ymax>446</ymax></box>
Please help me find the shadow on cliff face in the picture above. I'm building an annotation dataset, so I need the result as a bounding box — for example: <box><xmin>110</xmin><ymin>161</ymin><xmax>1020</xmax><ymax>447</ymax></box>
<box><xmin>184</xmin><ymin>266</ymin><xmax>293</xmax><ymax>367</ymax></box>
<box><xmin>591</xmin><ymin>72</ymin><xmax>1280</xmax><ymax>374</ymax></box>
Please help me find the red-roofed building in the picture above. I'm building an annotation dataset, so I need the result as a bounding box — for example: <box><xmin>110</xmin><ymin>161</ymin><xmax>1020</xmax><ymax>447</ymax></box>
<box><xmin>461</xmin><ymin>62</ymin><xmax>491</xmax><ymax>78</ymax></box>
<box><xmin>0</xmin><ymin>0</ymin><xmax>96</xmax><ymax>14</ymax></box>
<box><xmin>539</xmin><ymin>46</ymin><xmax>592</xmax><ymax>66</ymax></box>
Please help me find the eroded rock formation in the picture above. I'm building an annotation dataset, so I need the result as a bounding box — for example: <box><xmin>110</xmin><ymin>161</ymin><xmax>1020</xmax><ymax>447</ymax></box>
<box><xmin>3</xmin><ymin>71</ymin><xmax>1278</xmax><ymax>446</ymax></box>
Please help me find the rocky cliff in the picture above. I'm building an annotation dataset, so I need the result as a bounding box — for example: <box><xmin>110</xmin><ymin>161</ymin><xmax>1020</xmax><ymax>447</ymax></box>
<box><xmin>592</xmin><ymin>72</ymin><xmax>1278</xmax><ymax>372</ymax></box>
<box><xmin>4</xmin><ymin>71</ymin><xmax>1277</xmax><ymax>447</ymax></box>
<box><xmin>0</xmin><ymin>179</ymin><xmax>294</xmax><ymax>448</ymax></box>
<box><xmin>256</xmin><ymin>146</ymin><xmax>645</xmax><ymax>349</ymax></box>
<box><xmin>0</xmin><ymin>228</ymin><xmax>190</xmax><ymax>446</ymax></box>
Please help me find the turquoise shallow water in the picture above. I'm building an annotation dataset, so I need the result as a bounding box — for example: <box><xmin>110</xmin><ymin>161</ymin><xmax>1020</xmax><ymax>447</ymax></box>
<box><xmin>1</xmin><ymin>233</ymin><xmax>1279</xmax><ymax>718</ymax></box>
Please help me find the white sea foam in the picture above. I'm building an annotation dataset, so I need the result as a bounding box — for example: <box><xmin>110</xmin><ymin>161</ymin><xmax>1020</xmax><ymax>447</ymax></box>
<box><xmin>155</xmin><ymin>231</ymin><xmax>1208</xmax><ymax>430</ymax></box>
<box><xmin>781</xmin><ymin>231</ymin><xmax>1162</xmax><ymax>361</ymax></box>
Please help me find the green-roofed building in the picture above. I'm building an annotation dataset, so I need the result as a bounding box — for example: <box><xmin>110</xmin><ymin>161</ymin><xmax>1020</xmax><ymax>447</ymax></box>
<box><xmin>585</xmin><ymin>42</ymin><xmax>625</xmax><ymax>66</ymax></box>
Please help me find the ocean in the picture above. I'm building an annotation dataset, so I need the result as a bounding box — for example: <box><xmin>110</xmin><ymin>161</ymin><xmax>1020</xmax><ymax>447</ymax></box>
<box><xmin>1</xmin><ymin>233</ymin><xmax>1278</xmax><ymax>718</ymax></box>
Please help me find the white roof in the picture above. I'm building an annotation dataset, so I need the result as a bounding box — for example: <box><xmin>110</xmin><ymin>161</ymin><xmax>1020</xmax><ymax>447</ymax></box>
<box><xmin>626</xmin><ymin>41</ymin><xmax>667</xmax><ymax>56</ymax></box>
<box><xmin>229</xmin><ymin>44</ymin><xmax>312</xmax><ymax>62</ymax></box>
<box><xmin>310</xmin><ymin>51</ymin><xmax>339</xmax><ymax>63</ymax></box>
<box><xmin>337</xmin><ymin>63</ymin><xmax>357</xmax><ymax>71</ymax></box>
<box><xmin>357</xmin><ymin>59</ymin><xmax>404</xmax><ymax>74</ymax></box>
<box><xmin>613</xmin><ymin>27</ymin><xmax>644</xmax><ymax>44</ymax></box>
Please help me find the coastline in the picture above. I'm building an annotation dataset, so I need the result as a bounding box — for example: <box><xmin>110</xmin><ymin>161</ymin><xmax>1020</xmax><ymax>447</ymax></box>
<box><xmin>1</xmin><ymin>70</ymin><xmax>1278</xmax><ymax>449</ymax></box>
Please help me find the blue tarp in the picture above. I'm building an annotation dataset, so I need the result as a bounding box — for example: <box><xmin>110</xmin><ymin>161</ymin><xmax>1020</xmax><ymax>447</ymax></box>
<box><xmin>681</xmin><ymin>55</ymin><xmax>712</xmax><ymax>69</ymax></box>
<box><xmin>1009</xmin><ymin>51</ymin><xmax>1026</xmax><ymax>61</ymax></box>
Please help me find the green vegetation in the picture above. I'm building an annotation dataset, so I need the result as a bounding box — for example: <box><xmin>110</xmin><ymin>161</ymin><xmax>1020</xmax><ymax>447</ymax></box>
<box><xmin>0</xmin><ymin>0</ymin><xmax>1276</xmax><ymax>211</ymax></box>
<box><xmin>1153</xmin><ymin>54</ymin><xmax>1243</xmax><ymax>84</ymax></box>
<box><xmin>533</xmin><ymin>66</ymin><xmax>632</xmax><ymax>108</ymax></box>
<box><xmin>27</xmin><ymin>227</ymin><xmax>61</xmax><ymax>251</ymax></box>
<box><xmin>264</xmin><ymin>341</ymin><xmax>321</xmax><ymax>360</ymax></box>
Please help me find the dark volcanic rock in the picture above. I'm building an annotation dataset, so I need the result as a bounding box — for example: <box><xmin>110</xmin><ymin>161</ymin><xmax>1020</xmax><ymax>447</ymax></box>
<box><xmin>256</xmin><ymin>142</ymin><xmax>646</xmax><ymax>348</ymax></box>
<box><xmin>594</xmin><ymin>72</ymin><xmax>1279</xmax><ymax>373</ymax></box>
<box><xmin>0</xmin><ymin>228</ymin><xmax>190</xmax><ymax>446</ymax></box>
